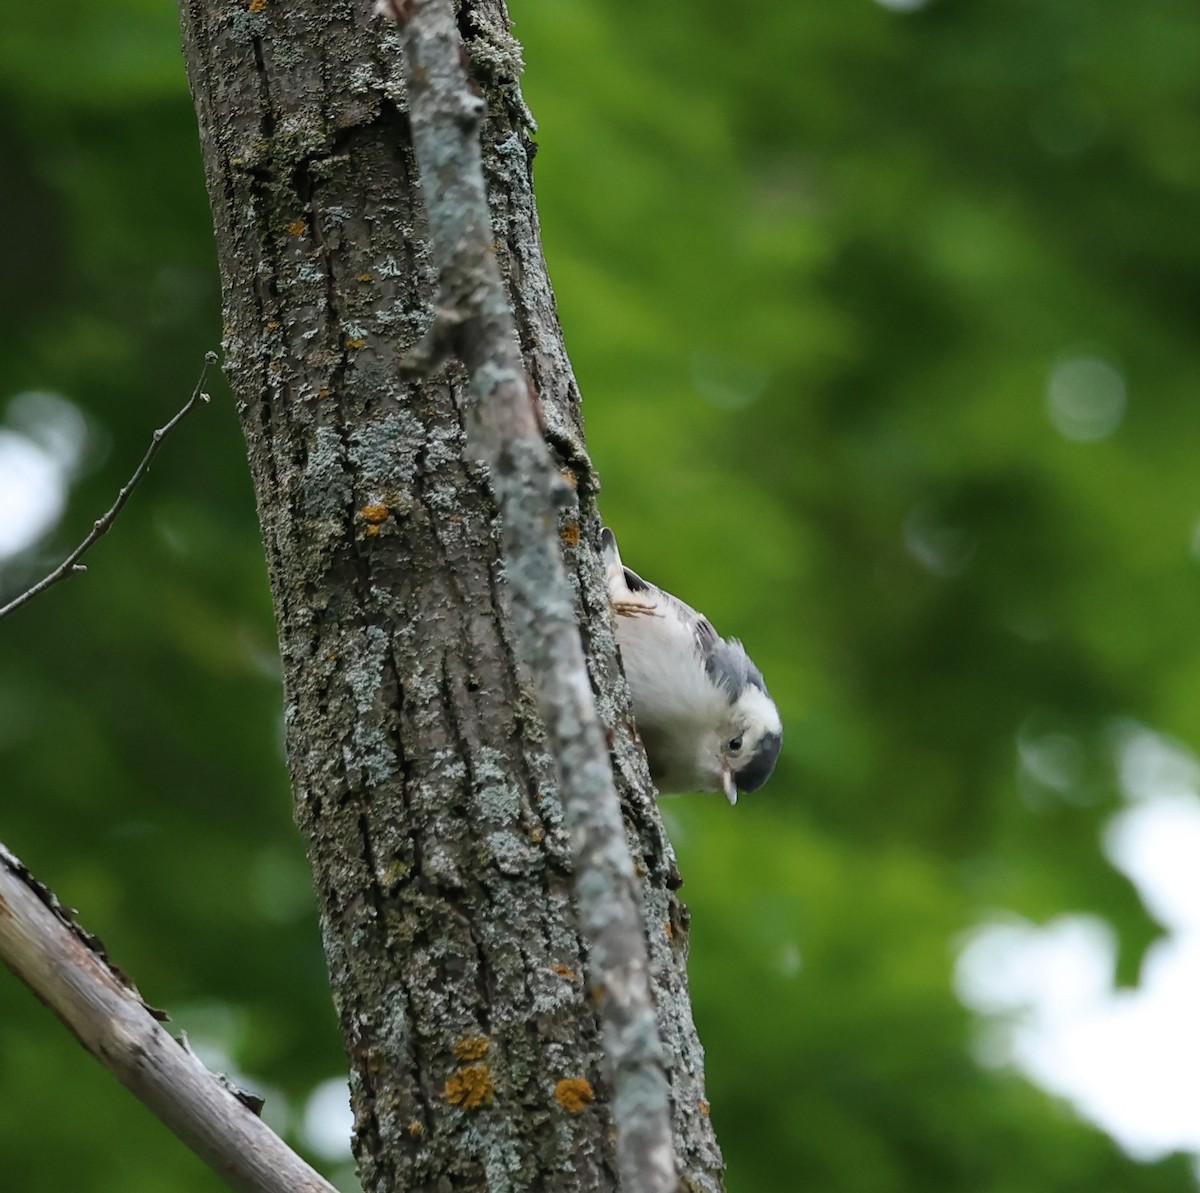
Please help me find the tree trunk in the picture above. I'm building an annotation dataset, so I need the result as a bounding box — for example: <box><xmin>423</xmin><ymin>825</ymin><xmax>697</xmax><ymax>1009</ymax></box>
<box><xmin>176</xmin><ymin>2</ymin><xmax>724</xmax><ymax>1190</ymax></box>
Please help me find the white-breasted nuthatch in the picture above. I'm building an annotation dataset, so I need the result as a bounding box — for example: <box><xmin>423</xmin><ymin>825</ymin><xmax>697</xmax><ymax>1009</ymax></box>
<box><xmin>602</xmin><ymin>528</ymin><xmax>782</xmax><ymax>805</ymax></box>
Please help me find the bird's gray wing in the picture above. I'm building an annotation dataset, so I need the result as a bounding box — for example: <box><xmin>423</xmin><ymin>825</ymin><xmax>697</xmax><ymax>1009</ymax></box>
<box><xmin>691</xmin><ymin>608</ymin><xmax>719</xmax><ymax>652</ymax></box>
<box><xmin>658</xmin><ymin>595</ymin><xmax>749</xmax><ymax>702</ymax></box>
<box><xmin>700</xmin><ymin>628</ymin><xmax>760</xmax><ymax>701</ymax></box>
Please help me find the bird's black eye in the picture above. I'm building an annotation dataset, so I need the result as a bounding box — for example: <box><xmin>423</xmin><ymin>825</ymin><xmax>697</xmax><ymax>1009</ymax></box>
<box><xmin>728</xmin><ymin>734</ymin><xmax>744</xmax><ymax>753</ymax></box>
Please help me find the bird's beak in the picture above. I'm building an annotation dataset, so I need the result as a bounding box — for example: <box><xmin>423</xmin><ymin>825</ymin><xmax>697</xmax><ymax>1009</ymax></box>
<box><xmin>721</xmin><ymin>765</ymin><xmax>738</xmax><ymax>806</ymax></box>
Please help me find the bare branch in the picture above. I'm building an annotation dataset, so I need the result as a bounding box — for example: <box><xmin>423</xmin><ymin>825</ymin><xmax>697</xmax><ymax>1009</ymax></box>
<box><xmin>0</xmin><ymin>352</ymin><xmax>218</xmax><ymax>622</ymax></box>
<box><xmin>0</xmin><ymin>840</ymin><xmax>339</xmax><ymax>1193</ymax></box>
<box><xmin>382</xmin><ymin>3</ymin><xmax>678</xmax><ymax>1190</ymax></box>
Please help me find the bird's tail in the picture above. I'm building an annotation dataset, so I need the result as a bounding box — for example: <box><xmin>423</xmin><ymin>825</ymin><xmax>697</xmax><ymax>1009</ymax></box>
<box><xmin>600</xmin><ymin>527</ymin><xmax>627</xmax><ymax>598</ymax></box>
<box><xmin>601</xmin><ymin>527</ymin><xmax>656</xmax><ymax>611</ymax></box>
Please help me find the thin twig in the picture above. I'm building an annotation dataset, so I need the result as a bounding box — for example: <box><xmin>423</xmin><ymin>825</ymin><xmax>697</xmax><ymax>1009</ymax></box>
<box><xmin>0</xmin><ymin>839</ymin><xmax>339</xmax><ymax>1193</ymax></box>
<box><xmin>382</xmin><ymin>4</ymin><xmax>678</xmax><ymax>1191</ymax></box>
<box><xmin>0</xmin><ymin>352</ymin><xmax>218</xmax><ymax>622</ymax></box>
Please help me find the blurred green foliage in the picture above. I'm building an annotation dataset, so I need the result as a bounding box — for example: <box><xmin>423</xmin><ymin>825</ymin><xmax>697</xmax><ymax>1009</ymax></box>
<box><xmin>2</xmin><ymin>1</ymin><xmax>1199</xmax><ymax>1191</ymax></box>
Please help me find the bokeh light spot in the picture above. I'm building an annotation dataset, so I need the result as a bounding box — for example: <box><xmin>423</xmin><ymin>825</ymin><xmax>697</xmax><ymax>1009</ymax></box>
<box><xmin>958</xmin><ymin>726</ymin><xmax>1200</xmax><ymax>1164</ymax></box>
<box><xmin>903</xmin><ymin>502</ymin><xmax>975</xmax><ymax>578</ymax></box>
<box><xmin>0</xmin><ymin>391</ymin><xmax>89</xmax><ymax>561</ymax></box>
<box><xmin>690</xmin><ymin>351</ymin><xmax>769</xmax><ymax>411</ymax></box>
<box><xmin>303</xmin><ymin>1077</ymin><xmax>354</xmax><ymax>1161</ymax></box>
<box><xmin>0</xmin><ymin>431</ymin><xmax>64</xmax><ymax>558</ymax></box>
<box><xmin>1045</xmin><ymin>356</ymin><xmax>1126</xmax><ymax>442</ymax></box>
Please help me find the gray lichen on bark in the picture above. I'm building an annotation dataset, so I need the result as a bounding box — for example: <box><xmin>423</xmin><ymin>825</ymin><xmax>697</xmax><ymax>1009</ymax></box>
<box><xmin>177</xmin><ymin>1</ymin><xmax>724</xmax><ymax>1189</ymax></box>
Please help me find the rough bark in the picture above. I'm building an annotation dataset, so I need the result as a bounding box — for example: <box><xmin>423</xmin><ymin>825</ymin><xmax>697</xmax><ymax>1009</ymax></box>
<box><xmin>177</xmin><ymin>2</ymin><xmax>724</xmax><ymax>1190</ymax></box>
<box><xmin>386</xmin><ymin>3</ymin><xmax>675</xmax><ymax>1190</ymax></box>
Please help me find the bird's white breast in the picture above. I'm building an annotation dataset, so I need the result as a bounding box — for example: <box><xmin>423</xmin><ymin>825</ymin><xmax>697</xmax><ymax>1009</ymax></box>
<box><xmin>613</xmin><ymin>605</ymin><xmax>729</xmax><ymax>792</ymax></box>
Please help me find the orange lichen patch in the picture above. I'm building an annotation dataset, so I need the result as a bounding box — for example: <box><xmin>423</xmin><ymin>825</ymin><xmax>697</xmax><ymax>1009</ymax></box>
<box><xmin>382</xmin><ymin>859</ymin><xmax>409</xmax><ymax>886</ymax></box>
<box><xmin>530</xmin><ymin>826</ymin><xmax>545</xmax><ymax>845</ymax></box>
<box><xmin>452</xmin><ymin>1035</ymin><xmax>490</xmax><ymax>1062</ymax></box>
<box><xmin>248</xmin><ymin>0</ymin><xmax>267</xmax><ymax>11</ymax></box>
<box><xmin>357</xmin><ymin>272</ymin><xmax>374</xmax><ymax>282</ymax></box>
<box><xmin>560</xmin><ymin>520</ymin><xmax>581</xmax><ymax>548</ymax></box>
<box><xmin>360</xmin><ymin>503</ymin><xmax>390</xmax><ymax>525</ymax></box>
<box><xmin>554</xmin><ymin>1077</ymin><xmax>594</xmax><ymax>1114</ymax></box>
<box><xmin>663</xmin><ymin>920</ymin><xmax>674</xmax><ymax>940</ymax></box>
<box><xmin>560</xmin><ymin>468</ymin><xmax>578</xmax><ymax>489</ymax></box>
<box><xmin>407</xmin><ymin>1120</ymin><xmax>424</xmax><ymax>1138</ymax></box>
<box><xmin>266</xmin><ymin>320</ymin><xmax>280</xmax><ymax>331</ymax></box>
<box><xmin>699</xmin><ymin>1099</ymin><xmax>711</xmax><ymax>1117</ymax></box>
<box><xmin>286</xmin><ymin>218</ymin><xmax>305</xmax><ymax>236</ymax></box>
<box><xmin>364</xmin><ymin>524</ymin><xmax>382</xmax><ymax>538</ymax></box>
<box><xmin>346</xmin><ymin>338</ymin><xmax>366</xmax><ymax>349</ymax></box>
<box><xmin>552</xmin><ymin>965</ymin><xmax>579</xmax><ymax>982</ymax></box>
<box><xmin>318</xmin><ymin>388</ymin><xmax>332</xmax><ymax>399</ymax></box>
<box><xmin>444</xmin><ymin>1064</ymin><xmax>494</xmax><ymax>1110</ymax></box>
